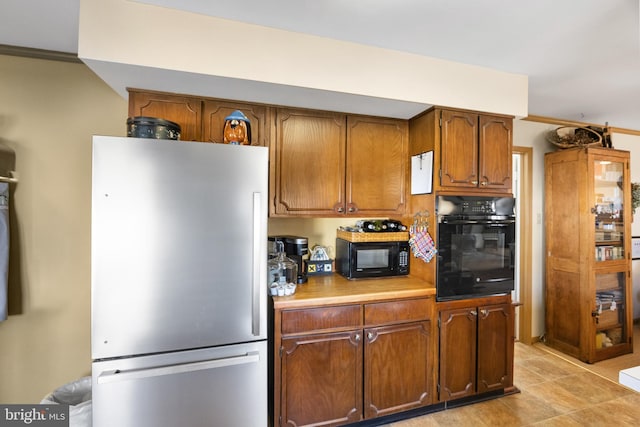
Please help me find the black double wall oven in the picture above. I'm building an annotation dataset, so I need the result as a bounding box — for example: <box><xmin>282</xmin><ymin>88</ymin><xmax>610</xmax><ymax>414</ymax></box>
<box><xmin>436</xmin><ymin>195</ymin><xmax>516</xmax><ymax>301</ymax></box>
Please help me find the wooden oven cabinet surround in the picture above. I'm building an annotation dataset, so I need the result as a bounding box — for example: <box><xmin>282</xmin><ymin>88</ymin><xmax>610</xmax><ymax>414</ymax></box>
<box><xmin>271</xmin><ymin>277</ymin><xmax>436</xmax><ymax>427</ymax></box>
<box><xmin>409</xmin><ymin>107</ymin><xmax>513</xmax><ymax>195</ymax></box>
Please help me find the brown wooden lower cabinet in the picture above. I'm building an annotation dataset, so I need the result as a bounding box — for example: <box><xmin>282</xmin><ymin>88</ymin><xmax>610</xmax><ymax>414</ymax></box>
<box><xmin>274</xmin><ymin>297</ymin><xmax>433</xmax><ymax>427</ymax></box>
<box><xmin>364</xmin><ymin>321</ymin><xmax>431</xmax><ymax>418</ymax></box>
<box><xmin>281</xmin><ymin>331</ymin><xmax>363</xmax><ymax>427</ymax></box>
<box><xmin>438</xmin><ymin>297</ymin><xmax>514</xmax><ymax>402</ymax></box>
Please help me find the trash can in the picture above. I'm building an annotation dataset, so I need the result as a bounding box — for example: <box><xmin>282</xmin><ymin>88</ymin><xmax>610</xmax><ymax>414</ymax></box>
<box><xmin>40</xmin><ymin>376</ymin><xmax>92</xmax><ymax>427</ymax></box>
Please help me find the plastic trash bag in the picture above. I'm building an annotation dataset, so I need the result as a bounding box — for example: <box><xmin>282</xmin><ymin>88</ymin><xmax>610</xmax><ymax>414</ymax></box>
<box><xmin>40</xmin><ymin>376</ymin><xmax>92</xmax><ymax>427</ymax></box>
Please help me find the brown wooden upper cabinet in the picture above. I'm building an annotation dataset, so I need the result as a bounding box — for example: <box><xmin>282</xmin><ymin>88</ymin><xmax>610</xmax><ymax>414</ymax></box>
<box><xmin>439</xmin><ymin>109</ymin><xmax>513</xmax><ymax>192</ymax></box>
<box><xmin>128</xmin><ymin>90</ymin><xmax>269</xmax><ymax>146</ymax></box>
<box><xmin>202</xmin><ymin>99</ymin><xmax>268</xmax><ymax>146</ymax></box>
<box><xmin>270</xmin><ymin>108</ymin><xmax>407</xmax><ymax>217</ymax></box>
<box><xmin>128</xmin><ymin>89</ymin><xmax>203</xmax><ymax>141</ymax></box>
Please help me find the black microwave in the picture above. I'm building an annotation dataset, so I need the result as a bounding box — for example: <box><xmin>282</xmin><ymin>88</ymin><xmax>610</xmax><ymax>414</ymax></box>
<box><xmin>335</xmin><ymin>238</ymin><xmax>410</xmax><ymax>279</ymax></box>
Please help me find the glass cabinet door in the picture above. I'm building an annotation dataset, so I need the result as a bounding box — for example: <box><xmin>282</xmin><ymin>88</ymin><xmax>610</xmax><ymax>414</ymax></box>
<box><xmin>593</xmin><ymin>159</ymin><xmax>625</xmax><ymax>262</ymax></box>
<box><xmin>593</xmin><ymin>271</ymin><xmax>626</xmax><ymax>350</ymax></box>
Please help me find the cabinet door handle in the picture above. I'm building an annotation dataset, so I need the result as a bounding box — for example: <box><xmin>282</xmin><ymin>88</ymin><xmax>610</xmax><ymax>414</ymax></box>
<box><xmin>367</xmin><ymin>331</ymin><xmax>374</xmax><ymax>341</ymax></box>
<box><xmin>471</xmin><ymin>180</ymin><xmax>478</xmax><ymax>185</ymax></box>
<box><xmin>480</xmin><ymin>309</ymin><xmax>489</xmax><ymax>317</ymax></box>
<box><xmin>348</xmin><ymin>206</ymin><xmax>355</xmax><ymax>213</ymax></box>
<box><xmin>354</xmin><ymin>333</ymin><xmax>361</xmax><ymax>342</ymax></box>
<box><xmin>470</xmin><ymin>310</ymin><xmax>478</xmax><ymax>316</ymax></box>
<box><xmin>480</xmin><ymin>181</ymin><xmax>487</xmax><ymax>186</ymax></box>
<box><xmin>336</xmin><ymin>206</ymin><xmax>344</xmax><ymax>213</ymax></box>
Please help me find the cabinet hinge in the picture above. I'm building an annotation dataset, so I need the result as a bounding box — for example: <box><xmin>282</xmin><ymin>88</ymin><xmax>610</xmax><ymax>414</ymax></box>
<box><xmin>279</xmin><ymin>346</ymin><xmax>283</xmax><ymax>358</ymax></box>
<box><xmin>437</xmin><ymin>317</ymin><xmax>441</xmax><ymax>328</ymax></box>
<box><xmin>439</xmin><ymin>117</ymin><xmax>442</xmax><ymax>128</ymax></box>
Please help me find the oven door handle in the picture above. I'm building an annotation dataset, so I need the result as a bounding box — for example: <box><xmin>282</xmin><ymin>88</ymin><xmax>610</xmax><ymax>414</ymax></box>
<box><xmin>441</xmin><ymin>219</ymin><xmax>515</xmax><ymax>225</ymax></box>
<box><xmin>477</xmin><ymin>277</ymin><xmax>513</xmax><ymax>283</ymax></box>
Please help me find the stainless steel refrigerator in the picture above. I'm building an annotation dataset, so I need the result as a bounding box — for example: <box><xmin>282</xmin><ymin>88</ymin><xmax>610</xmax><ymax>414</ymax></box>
<box><xmin>91</xmin><ymin>136</ymin><xmax>268</xmax><ymax>427</ymax></box>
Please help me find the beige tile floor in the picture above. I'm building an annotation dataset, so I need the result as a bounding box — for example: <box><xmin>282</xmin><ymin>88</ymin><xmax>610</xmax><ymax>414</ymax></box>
<box><xmin>386</xmin><ymin>338</ymin><xmax>640</xmax><ymax>426</ymax></box>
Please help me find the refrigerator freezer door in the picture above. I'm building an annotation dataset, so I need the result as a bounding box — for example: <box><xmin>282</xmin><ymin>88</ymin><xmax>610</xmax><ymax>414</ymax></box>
<box><xmin>91</xmin><ymin>137</ymin><xmax>268</xmax><ymax>359</ymax></box>
<box><xmin>92</xmin><ymin>341</ymin><xmax>267</xmax><ymax>427</ymax></box>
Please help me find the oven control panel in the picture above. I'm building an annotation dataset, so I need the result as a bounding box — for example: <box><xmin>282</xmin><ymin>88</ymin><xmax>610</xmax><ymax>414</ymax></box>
<box><xmin>460</xmin><ymin>200</ymin><xmax>496</xmax><ymax>214</ymax></box>
<box><xmin>437</xmin><ymin>195</ymin><xmax>515</xmax><ymax>217</ymax></box>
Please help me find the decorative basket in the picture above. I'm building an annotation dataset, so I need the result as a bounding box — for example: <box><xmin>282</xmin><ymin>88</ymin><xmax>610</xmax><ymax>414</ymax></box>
<box><xmin>546</xmin><ymin>126</ymin><xmax>602</xmax><ymax>149</ymax></box>
<box><xmin>336</xmin><ymin>229</ymin><xmax>409</xmax><ymax>242</ymax></box>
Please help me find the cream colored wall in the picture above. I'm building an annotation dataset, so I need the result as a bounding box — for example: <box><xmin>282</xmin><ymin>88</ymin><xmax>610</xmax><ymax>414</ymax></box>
<box><xmin>0</xmin><ymin>54</ymin><xmax>127</xmax><ymax>403</ymax></box>
<box><xmin>268</xmin><ymin>217</ymin><xmax>389</xmax><ymax>259</ymax></box>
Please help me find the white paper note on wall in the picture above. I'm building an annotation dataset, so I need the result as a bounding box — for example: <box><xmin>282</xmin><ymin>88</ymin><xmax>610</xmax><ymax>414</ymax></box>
<box><xmin>411</xmin><ymin>151</ymin><xmax>433</xmax><ymax>195</ymax></box>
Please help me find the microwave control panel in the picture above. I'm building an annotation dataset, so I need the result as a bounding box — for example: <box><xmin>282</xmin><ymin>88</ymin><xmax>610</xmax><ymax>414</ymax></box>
<box><xmin>398</xmin><ymin>243</ymin><xmax>409</xmax><ymax>273</ymax></box>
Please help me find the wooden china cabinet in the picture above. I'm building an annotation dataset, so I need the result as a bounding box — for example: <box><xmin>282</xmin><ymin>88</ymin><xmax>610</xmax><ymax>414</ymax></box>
<box><xmin>545</xmin><ymin>147</ymin><xmax>633</xmax><ymax>363</ymax></box>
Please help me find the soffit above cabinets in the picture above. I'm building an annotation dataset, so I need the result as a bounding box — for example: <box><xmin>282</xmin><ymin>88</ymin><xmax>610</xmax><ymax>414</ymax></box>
<box><xmin>77</xmin><ymin>0</ymin><xmax>527</xmax><ymax>120</ymax></box>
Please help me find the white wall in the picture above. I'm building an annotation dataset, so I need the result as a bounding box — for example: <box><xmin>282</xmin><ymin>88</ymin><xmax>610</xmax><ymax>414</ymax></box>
<box><xmin>609</xmin><ymin>133</ymin><xmax>640</xmax><ymax>319</ymax></box>
<box><xmin>512</xmin><ymin>120</ymin><xmax>555</xmax><ymax>338</ymax></box>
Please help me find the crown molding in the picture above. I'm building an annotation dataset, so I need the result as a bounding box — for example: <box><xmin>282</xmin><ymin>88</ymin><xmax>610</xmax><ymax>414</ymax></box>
<box><xmin>0</xmin><ymin>44</ymin><xmax>81</xmax><ymax>64</ymax></box>
<box><xmin>523</xmin><ymin>115</ymin><xmax>640</xmax><ymax>137</ymax></box>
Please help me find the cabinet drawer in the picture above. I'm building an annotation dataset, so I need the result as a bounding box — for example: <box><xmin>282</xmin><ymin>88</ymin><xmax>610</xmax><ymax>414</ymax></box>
<box><xmin>364</xmin><ymin>298</ymin><xmax>431</xmax><ymax>326</ymax></box>
<box><xmin>281</xmin><ymin>305</ymin><xmax>362</xmax><ymax>335</ymax></box>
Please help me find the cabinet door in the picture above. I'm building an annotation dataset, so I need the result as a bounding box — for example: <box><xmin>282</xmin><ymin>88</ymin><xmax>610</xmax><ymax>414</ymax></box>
<box><xmin>477</xmin><ymin>303</ymin><xmax>513</xmax><ymax>393</ymax></box>
<box><xmin>591</xmin><ymin>269</ymin><xmax>632</xmax><ymax>362</ymax></box>
<box><xmin>128</xmin><ymin>90</ymin><xmax>202</xmax><ymax>141</ymax></box>
<box><xmin>440</xmin><ymin>110</ymin><xmax>478</xmax><ymax>188</ymax></box>
<box><xmin>363</xmin><ymin>321</ymin><xmax>431</xmax><ymax>418</ymax></box>
<box><xmin>281</xmin><ymin>331</ymin><xmax>362</xmax><ymax>427</ymax></box>
<box><xmin>271</xmin><ymin>109</ymin><xmax>346</xmax><ymax>216</ymax></box>
<box><xmin>478</xmin><ymin>115</ymin><xmax>512</xmax><ymax>190</ymax></box>
<box><xmin>346</xmin><ymin>117</ymin><xmax>407</xmax><ymax>216</ymax></box>
<box><xmin>438</xmin><ymin>307</ymin><xmax>476</xmax><ymax>401</ymax></box>
<box><xmin>202</xmin><ymin>100</ymin><xmax>268</xmax><ymax>146</ymax></box>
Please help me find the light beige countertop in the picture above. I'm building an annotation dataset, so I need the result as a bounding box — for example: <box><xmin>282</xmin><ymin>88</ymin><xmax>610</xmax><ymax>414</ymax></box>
<box><xmin>271</xmin><ymin>274</ymin><xmax>435</xmax><ymax>310</ymax></box>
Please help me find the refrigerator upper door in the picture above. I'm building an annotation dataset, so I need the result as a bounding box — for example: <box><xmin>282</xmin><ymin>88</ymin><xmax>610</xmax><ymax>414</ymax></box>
<box><xmin>91</xmin><ymin>136</ymin><xmax>268</xmax><ymax>359</ymax></box>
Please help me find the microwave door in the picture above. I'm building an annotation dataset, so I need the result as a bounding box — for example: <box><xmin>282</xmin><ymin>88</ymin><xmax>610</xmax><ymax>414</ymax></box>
<box><xmin>356</xmin><ymin>246</ymin><xmax>392</xmax><ymax>272</ymax></box>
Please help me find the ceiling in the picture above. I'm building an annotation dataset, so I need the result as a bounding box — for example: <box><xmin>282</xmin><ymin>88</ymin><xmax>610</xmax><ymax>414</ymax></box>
<box><xmin>1</xmin><ymin>0</ymin><xmax>639</xmax><ymax>130</ymax></box>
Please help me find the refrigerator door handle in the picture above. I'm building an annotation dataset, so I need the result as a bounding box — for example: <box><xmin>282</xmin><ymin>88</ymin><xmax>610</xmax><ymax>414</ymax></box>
<box><xmin>252</xmin><ymin>191</ymin><xmax>262</xmax><ymax>337</ymax></box>
<box><xmin>97</xmin><ymin>351</ymin><xmax>261</xmax><ymax>384</ymax></box>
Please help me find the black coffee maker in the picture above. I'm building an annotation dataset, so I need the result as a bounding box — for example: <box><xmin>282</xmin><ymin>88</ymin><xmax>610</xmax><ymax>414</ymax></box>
<box><xmin>268</xmin><ymin>235</ymin><xmax>309</xmax><ymax>284</ymax></box>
